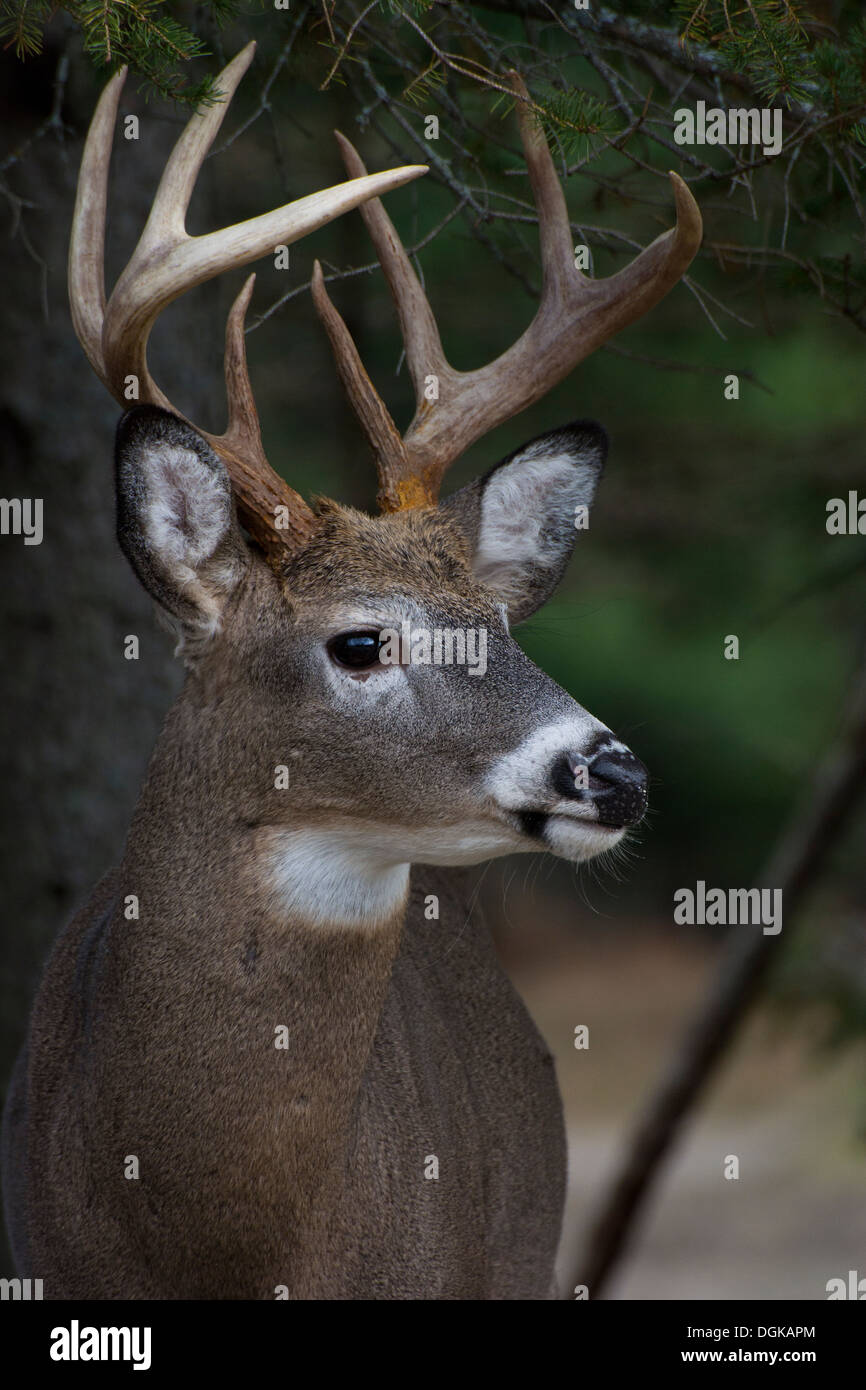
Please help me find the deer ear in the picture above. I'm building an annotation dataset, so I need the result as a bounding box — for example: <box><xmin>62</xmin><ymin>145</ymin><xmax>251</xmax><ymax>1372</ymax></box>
<box><xmin>440</xmin><ymin>421</ymin><xmax>607</xmax><ymax>624</ymax></box>
<box><xmin>115</xmin><ymin>405</ymin><xmax>248</xmax><ymax>639</ymax></box>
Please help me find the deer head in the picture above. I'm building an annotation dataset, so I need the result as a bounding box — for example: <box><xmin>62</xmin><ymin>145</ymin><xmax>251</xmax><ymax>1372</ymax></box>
<box><xmin>70</xmin><ymin>46</ymin><xmax>702</xmax><ymax>929</ymax></box>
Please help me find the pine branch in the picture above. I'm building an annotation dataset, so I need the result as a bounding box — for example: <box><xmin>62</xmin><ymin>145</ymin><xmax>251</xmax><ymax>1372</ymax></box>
<box><xmin>0</xmin><ymin>0</ymin><xmax>250</xmax><ymax>105</ymax></box>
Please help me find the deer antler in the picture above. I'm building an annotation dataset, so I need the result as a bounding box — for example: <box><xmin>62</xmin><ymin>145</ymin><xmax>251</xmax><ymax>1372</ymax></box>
<box><xmin>311</xmin><ymin>70</ymin><xmax>703</xmax><ymax>513</ymax></box>
<box><xmin>69</xmin><ymin>41</ymin><xmax>428</xmax><ymax>558</ymax></box>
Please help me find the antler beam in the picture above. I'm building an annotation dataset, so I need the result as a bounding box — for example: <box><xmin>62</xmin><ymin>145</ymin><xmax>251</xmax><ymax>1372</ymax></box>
<box><xmin>312</xmin><ymin>70</ymin><xmax>703</xmax><ymax>513</ymax></box>
<box><xmin>69</xmin><ymin>41</ymin><xmax>429</xmax><ymax>557</ymax></box>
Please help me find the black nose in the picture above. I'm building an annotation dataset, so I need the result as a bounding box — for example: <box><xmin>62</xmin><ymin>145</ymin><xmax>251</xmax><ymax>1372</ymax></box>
<box><xmin>550</xmin><ymin>747</ymin><xmax>648</xmax><ymax>827</ymax></box>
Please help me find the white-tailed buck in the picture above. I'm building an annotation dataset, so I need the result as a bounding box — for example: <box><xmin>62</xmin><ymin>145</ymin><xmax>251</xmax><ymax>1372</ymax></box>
<box><xmin>2</xmin><ymin>43</ymin><xmax>701</xmax><ymax>1298</ymax></box>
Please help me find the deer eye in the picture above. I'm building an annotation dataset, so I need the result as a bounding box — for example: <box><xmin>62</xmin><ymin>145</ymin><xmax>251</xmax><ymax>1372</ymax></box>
<box><xmin>328</xmin><ymin>630</ymin><xmax>383</xmax><ymax>669</ymax></box>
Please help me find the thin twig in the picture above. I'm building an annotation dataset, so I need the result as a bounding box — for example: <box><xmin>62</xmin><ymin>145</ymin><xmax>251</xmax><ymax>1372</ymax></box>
<box><xmin>250</xmin><ymin>196</ymin><xmax>469</xmax><ymax>330</ymax></box>
<box><xmin>603</xmin><ymin>342</ymin><xmax>773</xmax><ymax>394</ymax></box>
<box><xmin>211</xmin><ymin>7</ymin><xmax>310</xmax><ymax>158</ymax></box>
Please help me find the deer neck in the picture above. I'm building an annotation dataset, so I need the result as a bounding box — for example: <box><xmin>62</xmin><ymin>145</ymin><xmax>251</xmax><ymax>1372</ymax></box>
<box><xmin>110</xmin><ymin>710</ymin><xmax>411</xmax><ymax>1179</ymax></box>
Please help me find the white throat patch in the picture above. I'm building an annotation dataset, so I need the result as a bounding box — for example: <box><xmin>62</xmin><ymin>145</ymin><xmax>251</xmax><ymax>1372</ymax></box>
<box><xmin>256</xmin><ymin>827</ymin><xmax>411</xmax><ymax>930</ymax></box>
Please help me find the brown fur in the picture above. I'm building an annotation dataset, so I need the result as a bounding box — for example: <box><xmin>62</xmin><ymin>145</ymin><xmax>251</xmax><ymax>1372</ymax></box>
<box><xmin>4</xmin><ymin>488</ymin><xmax>612</xmax><ymax>1299</ymax></box>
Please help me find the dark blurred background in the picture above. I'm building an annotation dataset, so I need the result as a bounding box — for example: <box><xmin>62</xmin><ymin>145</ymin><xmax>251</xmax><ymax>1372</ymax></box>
<box><xmin>1</xmin><ymin>1</ymin><xmax>864</xmax><ymax>1296</ymax></box>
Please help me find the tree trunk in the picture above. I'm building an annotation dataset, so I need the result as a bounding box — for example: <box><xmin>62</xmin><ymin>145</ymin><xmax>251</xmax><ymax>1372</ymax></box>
<box><xmin>0</xmin><ymin>43</ymin><xmax>231</xmax><ymax>1273</ymax></box>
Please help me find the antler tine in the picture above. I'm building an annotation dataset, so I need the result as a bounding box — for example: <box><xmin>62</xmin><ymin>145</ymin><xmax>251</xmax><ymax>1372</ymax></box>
<box><xmin>332</xmin><ymin>131</ymin><xmax>449</xmax><ymax>410</ymax></box>
<box><xmin>68</xmin><ymin>66</ymin><xmax>127</xmax><ymax>387</ymax></box>
<box><xmin>310</xmin><ymin>131</ymin><xmax>454</xmax><ymax>510</ymax></box>
<box><xmin>511</xmin><ymin>72</ymin><xmax>584</xmax><ymax>301</ymax></box>
<box><xmin>313</xmin><ymin>71</ymin><xmax>703</xmax><ymax>510</ymax></box>
<box><xmin>510</xmin><ymin>68</ymin><xmax>702</xmax><ymax>326</ymax></box>
<box><xmin>310</xmin><ymin>261</ymin><xmax>422</xmax><ymax>512</ymax></box>
<box><xmin>139</xmin><ymin>43</ymin><xmax>254</xmax><ymax>246</ymax></box>
<box><xmin>220</xmin><ymin>272</ymin><xmax>314</xmax><ymax>552</ymax></box>
<box><xmin>69</xmin><ymin>41</ymin><xmax>429</xmax><ymax>562</ymax></box>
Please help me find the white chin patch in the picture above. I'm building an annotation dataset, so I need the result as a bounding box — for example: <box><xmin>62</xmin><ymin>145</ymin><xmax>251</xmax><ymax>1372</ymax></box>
<box><xmin>253</xmin><ymin>821</ymin><xmax>523</xmax><ymax>930</ymax></box>
<box><xmin>541</xmin><ymin>815</ymin><xmax>625</xmax><ymax>863</ymax></box>
<box><xmin>255</xmin><ymin>827</ymin><xmax>411</xmax><ymax>930</ymax></box>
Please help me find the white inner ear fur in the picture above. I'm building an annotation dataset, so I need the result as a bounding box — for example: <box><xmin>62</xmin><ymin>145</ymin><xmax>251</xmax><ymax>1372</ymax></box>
<box><xmin>473</xmin><ymin>451</ymin><xmax>595</xmax><ymax>596</ymax></box>
<box><xmin>142</xmin><ymin>442</ymin><xmax>242</xmax><ymax>637</ymax></box>
<box><xmin>144</xmin><ymin>442</ymin><xmax>230</xmax><ymax>571</ymax></box>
